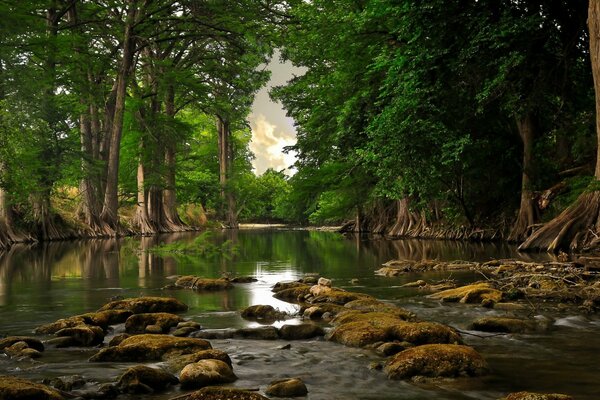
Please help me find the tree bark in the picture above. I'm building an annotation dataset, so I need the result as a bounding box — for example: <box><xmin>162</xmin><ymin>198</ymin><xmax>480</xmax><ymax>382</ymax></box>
<box><xmin>508</xmin><ymin>114</ymin><xmax>538</xmax><ymax>242</ymax></box>
<box><xmin>217</xmin><ymin>116</ymin><xmax>238</xmax><ymax>228</ymax></box>
<box><xmin>100</xmin><ymin>1</ymin><xmax>138</xmax><ymax>233</ymax></box>
<box><xmin>519</xmin><ymin>1</ymin><xmax>600</xmax><ymax>252</ymax></box>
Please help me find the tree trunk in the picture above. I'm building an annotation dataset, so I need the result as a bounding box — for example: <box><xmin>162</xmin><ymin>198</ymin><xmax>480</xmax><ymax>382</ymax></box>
<box><xmin>388</xmin><ymin>198</ymin><xmax>419</xmax><ymax>237</ymax></box>
<box><xmin>133</xmin><ymin>159</ymin><xmax>155</xmax><ymax>235</ymax></box>
<box><xmin>100</xmin><ymin>1</ymin><xmax>138</xmax><ymax>233</ymax></box>
<box><xmin>508</xmin><ymin>114</ymin><xmax>538</xmax><ymax>242</ymax></box>
<box><xmin>217</xmin><ymin>116</ymin><xmax>238</xmax><ymax>228</ymax></box>
<box><xmin>519</xmin><ymin>1</ymin><xmax>600</xmax><ymax>252</ymax></box>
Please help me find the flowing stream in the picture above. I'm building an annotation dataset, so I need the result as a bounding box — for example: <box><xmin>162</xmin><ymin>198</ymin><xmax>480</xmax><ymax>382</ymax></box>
<box><xmin>1</xmin><ymin>229</ymin><xmax>599</xmax><ymax>399</ymax></box>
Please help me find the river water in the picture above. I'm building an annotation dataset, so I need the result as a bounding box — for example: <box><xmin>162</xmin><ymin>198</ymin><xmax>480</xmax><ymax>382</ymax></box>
<box><xmin>0</xmin><ymin>230</ymin><xmax>599</xmax><ymax>399</ymax></box>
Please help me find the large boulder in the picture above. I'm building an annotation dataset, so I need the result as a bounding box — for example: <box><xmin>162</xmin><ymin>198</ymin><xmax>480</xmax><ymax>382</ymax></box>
<box><xmin>265</xmin><ymin>378</ymin><xmax>308</xmax><ymax>397</ymax></box>
<box><xmin>0</xmin><ymin>376</ymin><xmax>64</xmax><ymax>400</ymax></box>
<box><xmin>279</xmin><ymin>324</ymin><xmax>325</xmax><ymax>340</ymax></box>
<box><xmin>175</xmin><ymin>276</ymin><xmax>233</xmax><ymax>291</ymax></box>
<box><xmin>125</xmin><ymin>313</ymin><xmax>184</xmax><ymax>334</ymax></box>
<box><xmin>343</xmin><ymin>299</ymin><xmax>415</xmax><ymax>320</ymax></box>
<box><xmin>89</xmin><ymin>334</ymin><xmax>211</xmax><ymax>362</ymax></box>
<box><xmin>470</xmin><ymin>317</ymin><xmax>538</xmax><ymax>333</ymax></box>
<box><xmin>179</xmin><ymin>387</ymin><xmax>268</xmax><ymax>400</ymax></box>
<box><xmin>427</xmin><ymin>283</ymin><xmax>502</xmax><ymax>304</ymax></box>
<box><xmin>240</xmin><ymin>305</ymin><xmax>288</xmax><ymax>322</ymax></box>
<box><xmin>166</xmin><ymin>349</ymin><xmax>233</xmax><ymax>372</ymax></box>
<box><xmin>116</xmin><ymin>365</ymin><xmax>178</xmax><ymax>394</ymax></box>
<box><xmin>326</xmin><ymin>320</ymin><xmax>388</xmax><ymax>347</ymax></box>
<box><xmin>98</xmin><ymin>296</ymin><xmax>188</xmax><ymax>314</ymax></box>
<box><xmin>500</xmin><ymin>392</ymin><xmax>573</xmax><ymax>400</ymax></box>
<box><xmin>179</xmin><ymin>359</ymin><xmax>237</xmax><ymax>389</ymax></box>
<box><xmin>384</xmin><ymin>344</ymin><xmax>488</xmax><ymax>379</ymax></box>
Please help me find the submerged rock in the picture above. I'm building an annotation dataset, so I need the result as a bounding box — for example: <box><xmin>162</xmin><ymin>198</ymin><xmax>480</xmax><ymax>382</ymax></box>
<box><xmin>124</xmin><ymin>312</ymin><xmax>184</xmax><ymax>334</ymax></box>
<box><xmin>234</xmin><ymin>326</ymin><xmax>279</xmax><ymax>340</ymax></box>
<box><xmin>179</xmin><ymin>359</ymin><xmax>237</xmax><ymax>389</ymax></box>
<box><xmin>175</xmin><ymin>276</ymin><xmax>233</xmax><ymax>291</ymax></box>
<box><xmin>427</xmin><ymin>282</ymin><xmax>502</xmax><ymax>304</ymax></box>
<box><xmin>98</xmin><ymin>296</ymin><xmax>188</xmax><ymax>314</ymax></box>
<box><xmin>180</xmin><ymin>387</ymin><xmax>268</xmax><ymax>400</ymax></box>
<box><xmin>116</xmin><ymin>365</ymin><xmax>178</xmax><ymax>394</ymax></box>
<box><xmin>384</xmin><ymin>344</ymin><xmax>489</xmax><ymax>380</ymax></box>
<box><xmin>500</xmin><ymin>392</ymin><xmax>574</xmax><ymax>400</ymax></box>
<box><xmin>89</xmin><ymin>334</ymin><xmax>211</xmax><ymax>362</ymax></box>
<box><xmin>240</xmin><ymin>305</ymin><xmax>288</xmax><ymax>322</ymax></box>
<box><xmin>279</xmin><ymin>324</ymin><xmax>325</xmax><ymax>340</ymax></box>
<box><xmin>470</xmin><ymin>317</ymin><xmax>538</xmax><ymax>333</ymax></box>
<box><xmin>191</xmin><ymin>329</ymin><xmax>236</xmax><ymax>339</ymax></box>
<box><xmin>265</xmin><ymin>378</ymin><xmax>308</xmax><ymax>397</ymax></box>
<box><xmin>0</xmin><ymin>376</ymin><xmax>64</xmax><ymax>400</ymax></box>
<box><xmin>166</xmin><ymin>349</ymin><xmax>233</xmax><ymax>372</ymax></box>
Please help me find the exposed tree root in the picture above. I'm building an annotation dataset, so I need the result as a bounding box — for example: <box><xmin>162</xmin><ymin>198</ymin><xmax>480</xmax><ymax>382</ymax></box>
<box><xmin>519</xmin><ymin>191</ymin><xmax>600</xmax><ymax>253</ymax></box>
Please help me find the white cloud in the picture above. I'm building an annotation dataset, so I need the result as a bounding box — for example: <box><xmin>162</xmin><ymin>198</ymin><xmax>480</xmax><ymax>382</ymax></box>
<box><xmin>249</xmin><ymin>113</ymin><xmax>296</xmax><ymax>175</ymax></box>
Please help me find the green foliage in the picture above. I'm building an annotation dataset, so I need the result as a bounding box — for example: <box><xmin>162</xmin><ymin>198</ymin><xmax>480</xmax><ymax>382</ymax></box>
<box><xmin>148</xmin><ymin>230</ymin><xmax>239</xmax><ymax>260</ymax></box>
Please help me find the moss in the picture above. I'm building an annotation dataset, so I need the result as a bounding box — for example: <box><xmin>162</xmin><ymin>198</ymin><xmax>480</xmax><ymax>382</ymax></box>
<box><xmin>272</xmin><ymin>281</ymin><xmax>310</xmax><ymax>292</ymax></box>
<box><xmin>0</xmin><ymin>376</ymin><xmax>64</xmax><ymax>400</ymax></box>
<box><xmin>265</xmin><ymin>378</ymin><xmax>308</xmax><ymax>397</ymax></box>
<box><xmin>470</xmin><ymin>317</ymin><xmax>538</xmax><ymax>333</ymax></box>
<box><xmin>326</xmin><ymin>320</ymin><xmax>389</xmax><ymax>347</ymax></box>
<box><xmin>240</xmin><ymin>305</ymin><xmax>288</xmax><ymax>321</ymax></box>
<box><xmin>273</xmin><ymin>285</ymin><xmax>311</xmax><ymax>303</ymax></box>
<box><xmin>302</xmin><ymin>303</ymin><xmax>346</xmax><ymax>319</ymax></box>
<box><xmin>116</xmin><ymin>365</ymin><xmax>178</xmax><ymax>393</ymax></box>
<box><xmin>179</xmin><ymin>359</ymin><xmax>237</xmax><ymax>389</ymax></box>
<box><xmin>502</xmin><ymin>392</ymin><xmax>574</xmax><ymax>400</ymax></box>
<box><xmin>124</xmin><ymin>312</ymin><xmax>184</xmax><ymax>334</ymax></box>
<box><xmin>343</xmin><ymin>299</ymin><xmax>415</xmax><ymax>320</ymax></box>
<box><xmin>309</xmin><ymin>289</ymin><xmax>374</xmax><ymax>305</ymax></box>
<box><xmin>55</xmin><ymin>324</ymin><xmax>105</xmax><ymax>346</ymax></box>
<box><xmin>187</xmin><ymin>387</ymin><xmax>268</xmax><ymax>400</ymax></box>
<box><xmin>0</xmin><ymin>336</ymin><xmax>44</xmax><ymax>352</ymax></box>
<box><xmin>384</xmin><ymin>344</ymin><xmax>489</xmax><ymax>380</ymax></box>
<box><xmin>427</xmin><ymin>283</ymin><xmax>502</xmax><ymax>304</ymax></box>
<box><xmin>387</xmin><ymin>321</ymin><xmax>462</xmax><ymax>345</ymax></box>
<box><xmin>98</xmin><ymin>296</ymin><xmax>188</xmax><ymax>314</ymax></box>
<box><xmin>166</xmin><ymin>349</ymin><xmax>233</xmax><ymax>372</ymax></box>
<box><xmin>89</xmin><ymin>334</ymin><xmax>211</xmax><ymax>362</ymax></box>
<box><xmin>175</xmin><ymin>276</ymin><xmax>233</xmax><ymax>291</ymax></box>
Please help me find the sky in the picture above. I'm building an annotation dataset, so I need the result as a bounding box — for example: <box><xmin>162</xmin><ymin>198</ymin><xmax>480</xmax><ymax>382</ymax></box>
<box><xmin>248</xmin><ymin>52</ymin><xmax>304</xmax><ymax>175</ymax></box>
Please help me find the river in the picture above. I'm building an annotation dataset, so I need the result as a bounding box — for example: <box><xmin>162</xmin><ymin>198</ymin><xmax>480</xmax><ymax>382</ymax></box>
<box><xmin>0</xmin><ymin>229</ymin><xmax>599</xmax><ymax>399</ymax></box>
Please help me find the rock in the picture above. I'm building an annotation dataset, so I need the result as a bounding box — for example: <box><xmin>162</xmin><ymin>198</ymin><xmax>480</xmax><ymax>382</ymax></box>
<box><xmin>45</xmin><ymin>336</ymin><xmax>78</xmax><ymax>348</ymax></box>
<box><xmin>240</xmin><ymin>305</ymin><xmax>288</xmax><ymax>322</ymax></box>
<box><xmin>470</xmin><ymin>317</ymin><xmax>538</xmax><ymax>333</ymax></box>
<box><xmin>302</xmin><ymin>304</ymin><xmax>346</xmax><ymax>320</ymax></box>
<box><xmin>108</xmin><ymin>334</ymin><xmax>131</xmax><ymax>347</ymax></box>
<box><xmin>375</xmin><ymin>267</ymin><xmax>402</xmax><ymax>277</ymax></box>
<box><xmin>384</xmin><ymin>344</ymin><xmax>489</xmax><ymax>380</ymax></box>
<box><xmin>308</xmin><ymin>289</ymin><xmax>374</xmax><ymax>305</ymax></box>
<box><xmin>173</xmin><ymin>327</ymin><xmax>199</xmax><ymax>337</ymax></box>
<box><xmin>272</xmin><ymin>281</ymin><xmax>310</xmax><ymax>292</ymax></box>
<box><xmin>117</xmin><ymin>365</ymin><xmax>178</xmax><ymax>394</ymax></box>
<box><xmin>125</xmin><ymin>312</ymin><xmax>184</xmax><ymax>334</ymax></box>
<box><xmin>343</xmin><ymin>299</ymin><xmax>415</xmax><ymax>320</ymax></box>
<box><xmin>317</xmin><ymin>277</ymin><xmax>332</xmax><ymax>287</ymax></box>
<box><xmin>0</xmin><ymin>336</ymin><xmax>44</xmax><ymax>352</ymax></box>
<box><xmin>230</xmin><ymin>276</ymin><xmax>258</xmax><ymax>283</ymax></box>
<box><xmin>166</xmin><ymin>349</ymin><xmax>233</xmax><ymax>372</ymax></box>
<box><xmin>178</xmin><ymin>321</ymin><xmax>202</xmax><ymax>329</ymax></box>
<box><xmin>299</xmin><ymin>276</ymin><xmax>319</xmax><ymax>285</ymax></box>
<box><xmin>145</xmin><ymin>324</ymin><xmax>163</xmax><ymax>334</ymax></box>
<box><xmin>78</xmin><ymin>310</ymin><xmax>133</xmax><ymax>328</ymax></box>
<box><xmin>0</xmin><ymin>376</ymin><xmax>64</xmax><ymax>400</ymax></box>
<box><xmin>326</xmin><ymin>321</ymin><xmax>388</xmax><ymax>347</ymax></box>
<box><xmin>376</xmin><ymin>342</ymin><xmax>411</xmax><ymax>356</ymax></box>
<box><xmin>350</xmin><ymin>279</ymin><xmax>360</xmax><ymax>284</ymax></box>
<box><xmin>181</xmin><ymin>387</ymin><xmax>268</xmax><ymax>400</ymax></box>
<box><xmin>191</xmin><ymin>329</ymin><xmax>236</xmax><ymax>339</ymax></box>
<box><xmin>234</xmin><ymin>326</ymin><xmax>279</xmax><ymax>340</ymax></box>
<box><xmin>72</xmin><ymin>383</ymin><xmax>119</xmax><ymax>399</ymax></box>
<box><xmin>265</xmin><ymin>378</ymin><xmax>308</xmax><ymax>397</ymax></box>
<box><xmin>89</xmin><ymin>334</ymin><xmax>211</xmax><ymax>362</ymax></box>
<box><xmin>500</xmin><ymin>392</ymin><xmax>574</xmax><ymax>400</ymax></box>
<box><xmin>98</xmin><ymin>296</ymin><xmax>188</xmax><ymax>314</ymax></box>
<box><xmin>19</xmin><ymin>348</ymin><xmax>43</xmax><ymax>358</ymax></box>
<box><xmin>55</xmin><ymin>324</ymin><xmax>105</xmax><ymax>346</ymax></box>
<box><xmin>279</xmin><ymin>324</ymin><xmax>325</xmax><ymax>340</ymax></box>
<box><xmin>272</xmin><ymin>285</ymin><xmax>311</xmax><ymax>303</ymax></box>
<box><xmin>35</xmin><ymin>316</ymin><xmax>86</xmax><ymax>334</ymax></box>
<box><xmin>179</xmin><ymin>359</ymin><xmax>237</xmax><ymax>389</ymax></box>
<box><xmin>493</xmin><ymin>302</ymin><xmax>528</xmax><ymax>312</ymax></box>
<box><xmin>46</xmin><ymin>375</ymin><xmax>86</xmax><ymax>392</ymax></box>
<box><xmin>427</xmin><ymin>282</ymin><xmax>502</xmax><ymax>304</ymax></box>
<box><xmin>175</xmin><ymin>276</ymin><xmax>233</xmax><ymax>291</ymax></box>
<box><xmin>401</xmin><ymin>280</ymin><xmax>427</xmax><ymax>288</ymax></box>
<box><xmin>387</xmin><ymin>321</ymin><xmax>462</xmax><ymax>345</ymax></box>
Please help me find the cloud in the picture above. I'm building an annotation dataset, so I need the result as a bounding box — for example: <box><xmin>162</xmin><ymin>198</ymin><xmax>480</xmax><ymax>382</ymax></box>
<box><xmin>249</xmin><ymin>113</ymin><xmax>296</xmax><ymax>175</ymax></box>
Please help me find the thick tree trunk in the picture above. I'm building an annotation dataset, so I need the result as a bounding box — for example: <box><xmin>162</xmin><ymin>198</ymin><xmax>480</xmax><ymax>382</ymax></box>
<box><xmin>508</xmin><ymin>114</ymin><xmax>538</xmax><ymax>242</ymax></box>
<box><xmin>388</xmin><ymin>198</ymin><xmax>420</xmax><ymax>237</ymax></box>
<box><xmin>217</xmin><ymin>116</ymin><xmax>238</xmax><ymax>228</ymax></box>
<box><xmin>133</xmin><ymin>160</ymin><xmax>155</xmax><ymax>235</ymax></box>
<box><xmin>520</xmin><ymin>1</ymin><xmax>600</xmax><ymax>252</ymax></box>
<box><xmin>100</xmin><ymin>2</ymin><xmax>138</xmax><ymax>233</ymax></box>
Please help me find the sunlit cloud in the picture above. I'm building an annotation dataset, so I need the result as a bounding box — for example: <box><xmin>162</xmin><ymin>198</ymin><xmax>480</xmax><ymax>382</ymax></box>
<box><xmin>249</xmin><ymin>113</ymin><xmax>296</xmax><ymax>175</ymax></box>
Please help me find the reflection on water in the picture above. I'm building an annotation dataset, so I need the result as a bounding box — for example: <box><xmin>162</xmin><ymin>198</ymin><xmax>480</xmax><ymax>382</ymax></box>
<box><xmin>1</xmin><ymin>230</ymin><xmax>596</xmax><ymax>400</ymax></box>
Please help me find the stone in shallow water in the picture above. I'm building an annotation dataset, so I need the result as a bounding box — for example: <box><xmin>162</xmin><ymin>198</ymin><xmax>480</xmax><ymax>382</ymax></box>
<box><xmin>278</xmin><ymin>324</ymin><xmax>324</xmax><ymax>340</ymax></box>
<box><xmin>89</xmin><ymin>334</ymin><xmax>211</xmax><ymax>362</ymax></box>
<box><xmin>0</xmin><ymin>376</ymin><xmax>64</xmax><ymax>400</ymax></box>
<box><xmin>427</xmin><ymin>282</ymin><xmax>502</xmax><ymax>304</ymax></box>
<box><xmin>98</xmin><ymin>296</ymin><xmax>188</xmax><ymax>314</ymax></box>
<box><xmin>500</xmin><ymin>392</ymin><xmax>573</xmax><ymax>400</ymax></box>
<box><xmin>174</xmin><ymin>276</ymin><xmax>233</xmax><ymax>291</ymax></box>
<box><xmin>166</xmin><ymin>349</ymin><xmax>233</xmax><ymax>372</ymax></box>
<box><xmin>178</xmin><ymin>387</ymin><xmax>268</xmax><ymax>400</ymax></box>
<box><xmin>0</xmin><ymin>336</ymin><xmax>44</xmax><ymax>352</ymax></box>
<box><xmin>124</xmin><ymin>312</ymin><xmax>184</xmax><ymax>334</ymax></box>
<box><xmin>55</xmin><ymin>324</ymin><xmax>105</xmax><ymax>346</ymax></box>
<box><xmin>191</xmin><ymin>329</ymin><xmax>236</xmax><ymax>339</ymax></box>
<box><xmin>470</xmin><ymin>316</ymin><xmax>538</xmax><ymax>333</ymax></box>
<box><xmin>234</xmin><ymin>326</ymin><xmax>280</xmax><ymax>340</ymax></box>
<box><xmin>384</xmin><ymin>344</ymin><xmax>489</xmax><ymax>380</ymax></box>
<box><xmin>240</xmin><ymin>304</ymin><xmax>288</xmax><ymax>322</ymax></box>
<box><xmin>265</xmin><ymin>378</ymin><xmax>308</xmax><ymax>397</ymax></box>
<box><xmin>179</xmin><ymin>359</ymin><xmax>237</xmax><ymax>389</ymax></box>
<box><xmin>45</xmin><ymin>375</ymin><xmax>86</xmax><ymax>392</ymax></box>
<box><xmin>116</xmin><ymin>365</ymin><xmax>178</xmax><ymax>394</ymax></box>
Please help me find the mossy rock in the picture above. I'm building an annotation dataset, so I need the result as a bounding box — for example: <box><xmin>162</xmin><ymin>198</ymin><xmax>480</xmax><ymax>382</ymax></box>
<box><xmin>326</xmin><ymin>320</ymin><xmax>388</xmax><ymax>347</ymax></box>
<box><xmin>501</xmin><ymin>392</ymin><xmax>574</xmax><ymax>400</ymax></box>
<box><xmin>89</xmin><ymin>334</ymin><xmax>211</xmax><ymax>362</ymax></box>
<box><xmin>302</xmin><ymin>303</ymin><xmax>346</xmax><ymax>320</ymax></box>
<box><xmin>272</xmin><ymin>281</ymin><xmax>309</xmax><ymax>292</ymax></box>
<box><xmin>234</xmin><ymin>326</ymin><xmax>280</xmax><ymax>340</ymax></box>
<box><xmin>55</xmin><ymin>324</ymin><xmax>105</xmax><ymax>346</ymax></box>
<box><xmin>240</xmin><ymin>305</ymin><xmax>288</xmax><ymax>322</ymax></box>
<box><xmin>179</xmin><ymin>359</ymin><xmax>237</xmax><ymax>389</ymax></box>
<box><xmin>35</xmin><ymin>310</ymin><xmax>133</xmax><ymax>334</ymax></box>
<box><xmin>387</xmin><ymin>321</ymin><xmax>462</xmax><ymax>345</ymax></box>
<box><xmin>343</xmin><ymin>299</ymin><xmax>415</xmax><ymax>320</ymax></box>
<box><xmin>331</xmin><ymin>311</ymin><xmax>405</xmax><ymax>327</ymax></box>
<box><xmin>375</xmin><ymin>267</ymin><xmax>403</xmax><ymax>276</ymax></box>
<box><xmin>265</xmin><ymin>378</ymin><xmax>308</xmax><ymax>397</ymax></box>
<box><xmin>273</xmin><ymin>285</ymin><xmax>311</xmax><ymax>303</ymax></box>
<box><xmin>279</xmin><ymin>323</ymin><xmax>325</xmax><ymax>340</ymax></box>
<box><xmin>175</xmin><ymin>276</ymin><xmax>233</xmax><ymax>291</ymax></box>
<box><xmin>116</xmin><ymin>365</ymin><xmax>178</xmax><ymax>394</ymax></box>
<box><xmin>308</xmin><ymin>289</ymin><xmax>373</xmax><ymax>305</ymax></box>
<box><xmin>166</xmin><ymin>349</ymin><xmax>233</xmax><ymax>372</ymax></box>
<box><xmin>98</xmin><ymin>296</ymin><xmax>188</xmax><ymax>314</ymax></box>
<box><xmin>470</xmin><ymin>317</ymin><xmax>538</xmax><ymax>333</ymax></box>
<box><xmin>35</xmin><ymin>316</ymin><xmax>86</xmax><ymax>334</ymax></box>
<box><xmin>0</xmin><ymin>376</ymin><xmax>64</xmax><ymax>400</ymax></box>
<box><xmin>0</xmin><ymin>336</ymin><xmax>44</xmax><ymax>352</ymax></box>
<box><xmin>427</xmin><ymin>283</ymin><xmax>502</xmax><ymax>304</ymax></box>
<box><xmin>125</xmin><ymin>312</ymin><xmax>184</xmax><ymax>334</ymax></box>
<box><xmin>182</xmin><ymin>387</ymin><xmax>268</xmax><ymax>400</ymax></box>
<box><xmin>384</xmin><ymin>344</ymin><xmax>489</xmax><ymax>380</ymax></box>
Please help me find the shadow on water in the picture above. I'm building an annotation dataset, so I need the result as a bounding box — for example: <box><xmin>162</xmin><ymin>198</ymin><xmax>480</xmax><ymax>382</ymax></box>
<box><xmin>0</xmin><ymin>230</ymin><xmax>596</xmax><ymax>400</ymax></box>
